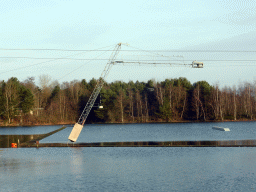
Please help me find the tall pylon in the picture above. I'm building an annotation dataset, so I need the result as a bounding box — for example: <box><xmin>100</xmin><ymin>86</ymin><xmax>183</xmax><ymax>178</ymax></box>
<box><xmin>68</xmin><ymin>43</ymin><xmax>122</xmax><ymax>142</ymax></box>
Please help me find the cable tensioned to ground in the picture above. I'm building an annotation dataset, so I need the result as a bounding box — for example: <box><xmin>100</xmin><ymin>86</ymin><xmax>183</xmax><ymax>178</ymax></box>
<box><xmin>0</xmin><ymin>44</ymin><xmax>116</xmax><ymax>75</ymax></box>
<box><xmin>0</xmin><ymin>45</ymin><xmax>116</xmax><ymax>116</ymax></box>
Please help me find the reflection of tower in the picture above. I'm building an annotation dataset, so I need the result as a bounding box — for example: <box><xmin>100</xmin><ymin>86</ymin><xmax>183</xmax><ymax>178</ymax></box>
<box><xmin>70</xmin><ymin>148</ymin><xmax>83</xmax><ymax>176</ymax></box>
<box><xmin>69</xmin><ymin>148</ymin><xmax>84</xmax><ymax>187</ymax></box>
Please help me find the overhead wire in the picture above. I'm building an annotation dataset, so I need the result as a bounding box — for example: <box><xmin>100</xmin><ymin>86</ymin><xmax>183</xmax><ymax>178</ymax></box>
<box><xmin>1</xmin><ymin>57</ymin><xmax>256</xmax><ymax>62</ymax></box>
<box><xmin>123</xmin><ymin>44</ymin><xmax>183</xmax><ymax>59</ymax></box>
<box><xmin>1</xmin><ymin>43</ymin><xmax>256</xmax><ymax>68</ymax></box>
<box><xmin>0</xmin><ymin>44</ymin><xmax>116</xmax><ymax>116</ymax></box>
<box><xmin>57</xmin><ymin>48</ymin><xmax>112</xmax><ymax>81</ymax></box>
<box><xmin>0</xmin><ymin>44</ymin><xmax>116</xmax><ymax>75</ymax></box>
<box><xmin>0</xmin><ymin>48</ymin><xmax>256</xmax><ymax>52</ymax></box>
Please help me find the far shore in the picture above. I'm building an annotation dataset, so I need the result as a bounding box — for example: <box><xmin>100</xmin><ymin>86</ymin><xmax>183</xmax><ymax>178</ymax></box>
<box><xmin>0</xmin><ymin>119</ymin><xmax>255</xmax><ymax>128</ymax></box>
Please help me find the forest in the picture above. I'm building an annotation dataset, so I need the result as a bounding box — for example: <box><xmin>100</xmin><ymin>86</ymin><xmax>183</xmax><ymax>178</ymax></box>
<box><xmin>0</xmin><ymin>75</ymin><xmax>255</xmax><ymax>126</ymax></box>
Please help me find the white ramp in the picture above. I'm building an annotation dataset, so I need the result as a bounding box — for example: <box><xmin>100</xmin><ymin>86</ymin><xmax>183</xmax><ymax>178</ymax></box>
<box><xmin>68</xmin><ymin>123</ymin><xmax>83</xmax><ymax>142</ymax></box>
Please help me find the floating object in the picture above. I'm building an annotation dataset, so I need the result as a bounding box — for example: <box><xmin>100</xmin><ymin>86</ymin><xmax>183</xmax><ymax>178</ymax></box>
<box><xmin>212</xmin><ymin>126</ymin><xmax>230</xmax><ymax>131</ymax></box>
<box><xmin>11</xmin><ymin>143</ymin><xmax>17</xmax><ymax>148</ymax></box>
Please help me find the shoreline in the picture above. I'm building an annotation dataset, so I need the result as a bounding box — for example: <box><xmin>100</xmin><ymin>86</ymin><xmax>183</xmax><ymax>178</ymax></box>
<box><xmin>0</xmin><ymin>119</ymin><xmax>255</xmax><ymax>128</ymax></box>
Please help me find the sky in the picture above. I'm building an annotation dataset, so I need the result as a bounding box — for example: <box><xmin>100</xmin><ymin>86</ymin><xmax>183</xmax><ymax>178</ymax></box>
<box><xmin>0</xmin><ymin>0</ymin><xmax>256</xmax><ymax>88</ymax></box>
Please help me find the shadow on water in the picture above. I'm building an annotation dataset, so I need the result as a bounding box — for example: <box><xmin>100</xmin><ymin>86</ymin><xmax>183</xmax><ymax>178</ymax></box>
<box><xmin>0</xmin><ymin>126</ymin><xmax>67</xmax><ymax>148</ymax></box>
<box><xmin>34</xmin><ymin>139</ymin><xmax>256</xmax><ymax>147</ymax></box>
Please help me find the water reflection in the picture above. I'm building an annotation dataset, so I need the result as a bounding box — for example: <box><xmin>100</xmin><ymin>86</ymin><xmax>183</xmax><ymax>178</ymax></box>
<box><xmin>0</xmin><ymin>134</ymin><xmax>41</xmax><ymax>148</ymax></box>
<box><xmin>70</xmin><ymin>148</ymin><xmax>83</xmax><ymax>174</ymax></box>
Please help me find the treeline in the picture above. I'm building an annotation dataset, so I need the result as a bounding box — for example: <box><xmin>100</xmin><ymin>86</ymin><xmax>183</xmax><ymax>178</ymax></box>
<box><xmin>0</xmin><ymin>76</ymin><xmax>255</xmax><ymax>125</ymax></box>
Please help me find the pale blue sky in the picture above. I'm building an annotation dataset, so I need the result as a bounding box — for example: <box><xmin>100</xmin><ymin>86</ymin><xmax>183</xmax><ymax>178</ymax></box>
<box><xmin>0</xmin><ymin>0</ymin><xmax>255</xmax><ymax>87</ymax></box>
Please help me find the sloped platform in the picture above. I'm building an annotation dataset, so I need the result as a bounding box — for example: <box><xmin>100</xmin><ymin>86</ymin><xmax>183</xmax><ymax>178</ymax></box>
<box><xmin>0</xmin><ymin>126</ymin><xmax>67</xmax><ymax>148</ymax></box>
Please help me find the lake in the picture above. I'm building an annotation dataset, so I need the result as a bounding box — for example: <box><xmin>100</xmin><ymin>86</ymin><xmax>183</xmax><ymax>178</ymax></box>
<box><xmin>0</xmin><ymin>121</ymin><xmax>256</xmax><ymax>191</ymax></box>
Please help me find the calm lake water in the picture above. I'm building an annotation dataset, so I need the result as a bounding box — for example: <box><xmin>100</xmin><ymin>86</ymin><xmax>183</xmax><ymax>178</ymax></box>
<box><xmin>0</xmin><ymin>122</ymin><xmax>256</xmax><ymax>191</ymax></box>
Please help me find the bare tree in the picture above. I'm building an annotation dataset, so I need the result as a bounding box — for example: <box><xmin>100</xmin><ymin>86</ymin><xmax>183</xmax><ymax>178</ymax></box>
<box><xmin>128</xmin><ymin>87</ymin><xmax>134</xmax><ymax>122</ymax></box>
<box><xmin>232</xmin><ymin>86</ymin><xmax>237</xmax><ymax>120</ymax></box>
<box><xmin>192</xmin><ymin>84</ymin><xmax>205</xmax><ymax>121</ymax></box>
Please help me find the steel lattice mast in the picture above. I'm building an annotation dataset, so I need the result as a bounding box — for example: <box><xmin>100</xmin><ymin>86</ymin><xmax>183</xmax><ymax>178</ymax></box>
<box><xmin>68</xmin><ymin>43</ymin><xmax>122</xmax><ymax>142</ymax></box>
<box><xmin>68</xmin><ymin>43</ymin><xmax>203</xmax><ymax>142</ymax></box>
